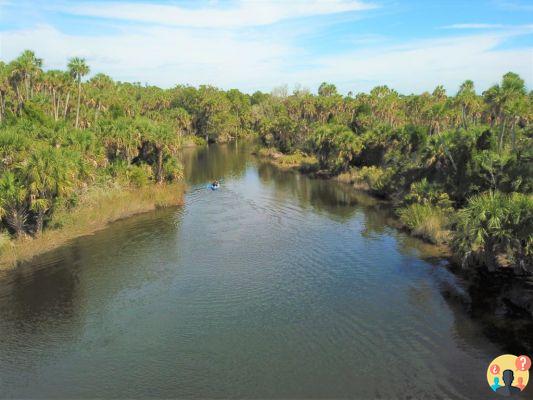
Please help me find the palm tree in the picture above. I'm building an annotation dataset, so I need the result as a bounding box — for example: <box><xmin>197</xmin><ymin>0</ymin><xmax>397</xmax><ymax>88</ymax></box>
<box><xmin>10</xmin><ymin>50</ymin><xmax>43</xmax><ymax>101</ymax></box>
<box><xmin>22</xmin><ymin>148</ymin><xmax>75</xmax><ymax>235</ymax></box>
<box><xmin>501</xmin><ymin>72</ymin><xmax>527</xmax><ymax>150</ymax></box>
<box><xmin>88</xmin><ymin>73</ymin><xmax>114</xmax><ymax>123</ymax></box>
<box><xmin>454</xmin><ymin>191</ymin><xmax>532</xmax><ymax>271</ymax></box>
<box><xmin>99</xmin><ymin>118</ymin><xmax>141</xmax><ymax>163</ymax></box>
<box><xmin>42</xmin><ymin>70</ymin><xmax>64</xmax><ymax>120</ymax></box>
<box><xmin>483</xmin><ymin>72</ymin><xmax>527</xmax><ymax>151</ymax></box>
<box><xmin>0</xmin><ymin>172</ymin><xmax>28</xmax><ymax>238</ymax></box>
<box><xmin>171</xmin><ymin>107</ymin><xmax>192</xmax><ymax>136</ymax></box>
<box><xmin>135</xmin><ymin>119</ymin><xmax>178</xmax><ymax>183</ymax></box>
<box><xmin>68</xmin><ymin>57</ymin><xmax>90</xmax><ymax>129</ymax></box>
<box><xmin>152</xmin><ymin>126</ymin><xmax>175</xmax><ymax>184</ymax></box>
<box><xmin>456</xmin><ymin>80</ymin><xmax>477</xmax><ymax>128</ymax></box>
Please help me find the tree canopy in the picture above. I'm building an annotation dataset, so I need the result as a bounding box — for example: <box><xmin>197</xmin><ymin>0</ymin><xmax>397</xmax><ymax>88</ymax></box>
<box><xmin>0</xmin><ymin>49</ymin><xmax>531</xmax><ymax>274</ymax></box>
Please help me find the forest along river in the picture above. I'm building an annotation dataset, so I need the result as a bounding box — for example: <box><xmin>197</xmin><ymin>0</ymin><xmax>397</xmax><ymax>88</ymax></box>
<box><xmin>0</xmin><ymin>142</ymin><xmax>519</xmax><ymax>399</ymax></box>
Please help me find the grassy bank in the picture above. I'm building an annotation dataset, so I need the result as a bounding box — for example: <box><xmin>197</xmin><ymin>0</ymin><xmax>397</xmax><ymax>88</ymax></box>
<box><xmin>257</xmin><ymin>148</ymin><xmax>453</xmax><ymax>247</ymax></box>
<box><xmin>181</xmin><ymin>135</ymin><xmax>208</xmax><ymax>147</ymax></box>
<box><xmin>256</xmin><ymin>147</ymin><xmax>318</xmax><ymax>171</ymax></box>
<box><xmin>0</xmin><ymin>183</ymin><xmax>185</xmax><ymax>269</ymax></box>
<box><xmin>331</xmin><ymin>168</ymin><xmax>454</xmax><ymax>246</ymax></box>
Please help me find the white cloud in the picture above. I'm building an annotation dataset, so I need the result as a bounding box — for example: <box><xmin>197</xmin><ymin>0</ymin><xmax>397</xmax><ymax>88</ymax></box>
<box><xmin>441</xmin><ymin>23</ymin><xmax>504</xmax><ymax>29</ymax></box>
<box><xmin>62</xmin><ymin>0</ymin><xmax>377</xmax><ymax>28</ymax></box>
<box><xmin>0</xmin><ymin>9</ymin><xmax>531</xmax><ymax>94</ymax></box>
<box><xmin>292</xmin><ymin>32</ymin><xmax>533</xmax><ymax>94</ymax></box>
<box><xmin>0</xmin><ymin>24</ymin><xmax>292</xmax><ymax>91</ymax></box>
<box><xmin>496</xmin><ymin>1</ymin><xmax>533</xmax><ymax>12</ymax></box>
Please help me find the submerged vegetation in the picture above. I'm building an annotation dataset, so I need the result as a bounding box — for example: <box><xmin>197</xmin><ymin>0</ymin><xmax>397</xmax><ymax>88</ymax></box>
<box><xmin>0</xmin><ymin>50</ymin><xmax>531</xmax><ymax>275</ymax></box>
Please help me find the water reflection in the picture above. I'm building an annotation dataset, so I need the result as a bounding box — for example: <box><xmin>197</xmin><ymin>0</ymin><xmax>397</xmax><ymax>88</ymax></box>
<box><xmin>0</xmin><ymin>142</ymin><xmax>522</xmax><ymax>399</ymax></box>
<box><xmin>181</xmin><ymin>142</ymin><xmax>250</xmax><ymax>185</ymax></box>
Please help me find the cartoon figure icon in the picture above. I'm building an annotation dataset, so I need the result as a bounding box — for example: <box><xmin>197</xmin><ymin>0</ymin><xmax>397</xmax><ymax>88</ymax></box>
<box><xmin>491</xmin><ymin>377</ymin><xmax>501</xmax><ymax>391</ymax></box>
<box><xmin>487</xmin><ymin>354</ymin><xmax>530</xmax><ymax>397</ymax></box>
<box><xmin>496</xmin><ymin>370</ymin><xmax>521</xmax><ymax>396</ymax></box>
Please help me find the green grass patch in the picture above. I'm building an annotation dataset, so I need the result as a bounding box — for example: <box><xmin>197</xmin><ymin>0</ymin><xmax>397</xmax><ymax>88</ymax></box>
<box><xmin>181</xmin><ymin>135</ymin><xmax>207</xmax><ymax>147</ymax></box>
<box><xmin>257</xmin><ymin>147</ymin><xmax>318</xmax><ymax>170</ymax></box>
<box><xmin>398</xmin><ymin>203</ymin><xmax>453</xmax><ymax>245</ymax></box>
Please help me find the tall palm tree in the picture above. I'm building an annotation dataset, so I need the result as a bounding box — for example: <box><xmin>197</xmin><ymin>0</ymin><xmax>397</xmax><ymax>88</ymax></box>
<box><xmin>60</xmin><ymin>71</ymin><xmax>75</xmax><ymax>119</ymax></box>
<box><xmin>483</xmin><ymin>72</ymin><xmax>527</xmax><ymax>151</ymax></box>
<box><xmin>501</xmin><ymin>72</ymin><xmax>527</xmax><ymax>150</ymax></box>
<box><xmin>456</xmin><ymin>80</ymin><xmax>477</xmax><ymax>128</ymax></box>
<box><xmin>88</xmin><ymin>73</ymin><xmax>114</xmax><ymax>123</ymax></box>
<box><xmin>67</xmin><ymin>57</ymin><xmax>90</xmax><ymax>129</ymax></box>
<box><xmin>10</xmin><ymin>50</ymin><xmax>43</xmax><ymax>101</ymax></box>
<box><xmin>43</xmin><ymin>70</ymin><xmax>63</xmax><ymax>120</ymax></box>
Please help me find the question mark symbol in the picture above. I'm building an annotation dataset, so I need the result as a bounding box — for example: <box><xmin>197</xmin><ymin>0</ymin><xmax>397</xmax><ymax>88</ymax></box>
<box><xmin>515</xmin><ymin>355</ymin><xmax>531</xmax><ymax>371</ymax></box>
<box><xmin>491</xmin><ymin>364</ymin><xmax>500</xmax><ymax>374</ymax></box>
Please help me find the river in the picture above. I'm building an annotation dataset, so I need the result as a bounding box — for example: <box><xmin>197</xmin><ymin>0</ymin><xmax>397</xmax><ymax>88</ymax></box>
<box><xmin>0</xmin><ymin>143</ymin><xmax>525</xmax><ymax>399</ymax></box>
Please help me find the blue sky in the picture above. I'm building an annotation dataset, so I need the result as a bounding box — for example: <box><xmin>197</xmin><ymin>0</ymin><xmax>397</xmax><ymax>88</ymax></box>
<box><xmin>0</xmin><ymin>0</ymin><xmax>532</xmax><ymax>94</ymax></box>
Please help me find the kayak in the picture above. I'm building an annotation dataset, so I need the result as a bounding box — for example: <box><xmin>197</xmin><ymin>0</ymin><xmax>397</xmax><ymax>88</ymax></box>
<box><xmin>208</xmin><ymin>183</ymin><xmax>220</xmax><ymax>190</ymax></box>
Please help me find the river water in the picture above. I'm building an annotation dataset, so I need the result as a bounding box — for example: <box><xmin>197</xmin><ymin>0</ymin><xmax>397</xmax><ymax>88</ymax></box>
<box><xmin>0</xmin><ymin>143</ymin><xmax>524</xmax><ymax>399</ymax></box>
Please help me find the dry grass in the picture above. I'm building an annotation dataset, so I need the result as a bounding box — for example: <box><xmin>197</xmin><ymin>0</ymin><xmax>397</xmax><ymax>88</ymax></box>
<box><xmin>398</xmin><ymin>204</ymin><xmax>452</xmax><ymax>245</ymax></box>
<box><xmin>257</xmin><ymin>147</ymin><xmax>284</xmax><ymax>159</ymax></box>
<box><xmin>258</xmin><ymin>147</ymin><xmax>318</xmax><ymax>170</ymax></box>
<box><xmin>334</xmin><ymin>169</ymin><xmax>371</xmax><ymax>191</ymax></box>
<box><xmin>0</xmin><ymin>183</ymin><xmax>185</xmax><ymax>269</ymax></box>
<box><xmin>181</xmin><ymin>135</ymin><xmax>207</xmax><ymax>147</ymax></box>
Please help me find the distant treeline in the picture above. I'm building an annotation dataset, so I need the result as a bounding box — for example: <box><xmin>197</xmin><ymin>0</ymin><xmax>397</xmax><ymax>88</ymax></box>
<box><xmin>0</xmin><ymin>50</ymin><xmax>531</xmax><ymax>274</ymax></box>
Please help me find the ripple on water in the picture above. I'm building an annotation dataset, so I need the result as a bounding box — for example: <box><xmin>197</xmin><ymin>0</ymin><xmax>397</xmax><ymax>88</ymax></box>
<box><xmin>0</xmin><ymin>144</ymin><xmax>504</xmax><ymax>399</ymax></box>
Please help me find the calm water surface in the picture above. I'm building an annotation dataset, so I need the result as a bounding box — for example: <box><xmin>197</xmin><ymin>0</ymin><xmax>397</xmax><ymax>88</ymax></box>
<box><xmin>0</xmin><ymin>143</ymin><xmax>520</xmax><ymax>399</ymax></box>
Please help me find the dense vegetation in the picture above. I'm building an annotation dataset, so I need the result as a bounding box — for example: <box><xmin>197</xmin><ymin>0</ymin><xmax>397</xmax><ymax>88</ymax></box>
<box><xmin>254</xmin><ymin>79</ymin><xmax>532</xmax><ymax>274</ymax></box>
<box><xmin>0</xmin><ymin>51</ymin><xmax>271</xmax><ymax>248</ymax></box>
<box><xmin>0</xmin><ymin>50</ymin><xmax>531</xmax><ymax>274</ymax></box>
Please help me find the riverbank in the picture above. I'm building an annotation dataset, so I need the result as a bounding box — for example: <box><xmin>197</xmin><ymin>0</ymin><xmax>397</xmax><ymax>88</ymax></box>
<box><xmin>181</xmin><ymin>135</ymin><xmax>208</xmax><ymax>148</ymax></box>
<box><xmin>255</xmin><ymin>148</ymin><xmax>319</xmax><ymax>171</ymax></box>
<box><xmin>256</xmin><ymin>147</ymin><xmax>533</xmax><ymax>324</ymax></box>
<box><xmin>0</xmin><ymin>183</ymin><xmax>185</xmax><ymax>269</ymax></box>
<box><xmin>257</xmin><ymin>147</ymin><xmax>451</xmax><ymax>246</ymax></box>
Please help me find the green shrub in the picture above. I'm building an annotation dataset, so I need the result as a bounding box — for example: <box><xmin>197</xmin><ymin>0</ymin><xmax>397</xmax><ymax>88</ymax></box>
<box><xmin>310</xmin><ymin>124</ymin><xmax>363</xmax><ymax>173</ymax></box>
<box><xmin>259</xmin><ymin>115</ymin><xmax>302</xmax><ymax>153</ymax></box>
<box><xmin>356</xmin><ymin>166</ymin><xmax>397</xmax><ymax>196</ymax></box>
<box><xmin>398</xmin><ymin>203</ymin><xmax>452</xmax><ymax>244</ymax></box>
<box><xmin>257</xmin><ymin>148</ymin><xmax>318</xmax><ymax>170</ymax></box>
<box><xmin>454</xmin><ymin>191</ymin><xmax>533</xmax><ymax>271</ymax></box>
<box><xmin>107</xmin><ymin>160</ymin><xmax>129</xmax><ymax>178</ymax></box>
<box><xmin>181</xmin><ymin>135</ymin><xmax>207</xmax><ymax>147</ymax></box>
<box><xmin>163</xmin><ymin>157</ymin><xmax>184</xmax><ymax>181</ymax></box>
<box><xmin>128</xmin><ymin>164</ymin><xmax>153</xmax><ymax>187</ymax></box>
<box><xmin>359</xmin><ymin>166</ymin><xmax>385</xmax><ymax>189</ymax></box>
<box><xmin>404</xmin><ymin>178</ymin><xmax>453</xmax><ymax>209</ymax></box>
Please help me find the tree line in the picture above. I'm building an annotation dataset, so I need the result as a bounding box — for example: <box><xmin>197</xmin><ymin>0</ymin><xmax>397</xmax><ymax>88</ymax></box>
<box><xmin>254</xmin><ymin>79</ymin><xmax>532</xmax><ymax>274</ymax></box>
<box><xmin>0</xmin><ymin>50</ymin><xmax>531</xmax><ymax>274</ymax></box>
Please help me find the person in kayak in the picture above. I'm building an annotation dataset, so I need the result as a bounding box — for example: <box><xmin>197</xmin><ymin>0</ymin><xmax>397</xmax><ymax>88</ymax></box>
<box><xmin>212</xmin><ymin>180</ymin><xmax>220</xmax><ymax>188</ymax></box>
